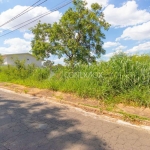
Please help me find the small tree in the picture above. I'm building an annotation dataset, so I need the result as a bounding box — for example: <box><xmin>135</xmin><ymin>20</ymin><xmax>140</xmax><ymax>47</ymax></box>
<box><xmin>14</xmin><ymin>59</ymin><xmax>26</xmax><ymax>70</ymax></box>
<box><xmin>31</xmin><ymin>0</ymin><xmax>110</xmax><ymax>67</ymax></box>
<box><xmin>0</xmin><ymin>54</ymin><xmax>4</xmax><ymax>66</ymax></box>
<box><xmin>43</xmin><ymin>60</ymin><xmax>54</xmax><ymax>69</ymax></box>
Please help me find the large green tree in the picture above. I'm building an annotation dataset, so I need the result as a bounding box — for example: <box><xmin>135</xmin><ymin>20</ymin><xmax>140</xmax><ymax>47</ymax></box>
<box><xmin>31</xmin><ymin>0</ymin><xmax>110</xmax><ymax>67</ymax></box>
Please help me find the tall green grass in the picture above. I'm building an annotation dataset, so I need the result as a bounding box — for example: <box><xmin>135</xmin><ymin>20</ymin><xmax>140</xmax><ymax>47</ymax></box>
<box><xmin>0</xmin><ymin>54</ymin><xmax>150</xmax><ymax>107</ymax></box>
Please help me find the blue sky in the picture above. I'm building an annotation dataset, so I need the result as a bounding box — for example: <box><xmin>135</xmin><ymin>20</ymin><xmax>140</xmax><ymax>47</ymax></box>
<box><xmin>0</xmin><ymin>0</ymin><xmax>150</xmax><ymax>64</ymax></box>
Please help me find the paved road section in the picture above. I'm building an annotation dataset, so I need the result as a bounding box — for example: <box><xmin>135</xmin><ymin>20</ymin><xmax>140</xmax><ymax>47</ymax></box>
<box><xmin>0</xmin><ymin>90</ymin><xmax>150</xmax><ymax>150</ymax></box>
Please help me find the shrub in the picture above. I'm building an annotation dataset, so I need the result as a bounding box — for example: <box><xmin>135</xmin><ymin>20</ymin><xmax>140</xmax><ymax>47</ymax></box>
<box><xmin>31</xmin><ymin>68</ymin><xmax>50</xmax><ymax>81</ymax></box>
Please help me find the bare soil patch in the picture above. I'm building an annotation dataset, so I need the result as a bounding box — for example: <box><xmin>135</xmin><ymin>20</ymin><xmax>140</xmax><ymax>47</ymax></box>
<box><xmin>0</xmin><ymin>82</ymin><xmax>150</xmax><ymax>126</ymax></box>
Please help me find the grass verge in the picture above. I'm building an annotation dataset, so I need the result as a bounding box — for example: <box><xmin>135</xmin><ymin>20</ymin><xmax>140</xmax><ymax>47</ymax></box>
<box><xmin>0</xmin><ymin>54</ymin><xmax>150</xmax><ymax>108</ymax></box>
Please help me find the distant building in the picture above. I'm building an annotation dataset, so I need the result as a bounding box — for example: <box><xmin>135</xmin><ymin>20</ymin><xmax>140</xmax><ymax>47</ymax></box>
<box><xmin>2</xmin><ymin>53</ymin><xmax>42</xmax><ymax>67</ymax></box>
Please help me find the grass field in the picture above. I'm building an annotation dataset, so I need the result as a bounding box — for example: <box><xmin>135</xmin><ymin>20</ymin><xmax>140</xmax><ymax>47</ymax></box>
<box><xmin>0</xmin><ymin>53</ymin><xmax>150</xmax><ymax>107</ymax></box>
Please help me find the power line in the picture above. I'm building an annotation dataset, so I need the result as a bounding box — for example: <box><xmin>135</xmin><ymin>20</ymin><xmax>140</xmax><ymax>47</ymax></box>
<box><xmin>0</xmin><ymin>1</ymin><xmax>72</xmax><ymax>38</ymax></box>
<box><xmin>0</xmin><ymin>0</ymin><xmax>47</xmax><ymax>28</ymax></box>
<box><xmin>1</xmin><ymin>0</ymin><xmax>70</xmax><ymax>33</ymax></box>
<box><xmin>0</xmin><ymin>0</ymin><xmax>43</xmax><ymax>27</ymax></box>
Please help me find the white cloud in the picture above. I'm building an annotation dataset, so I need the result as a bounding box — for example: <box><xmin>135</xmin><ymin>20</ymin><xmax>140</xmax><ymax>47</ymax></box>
<box><xmin>114</xmin><ymin>45</ymin><xmax>127</xmax><ymax>51</ymax></box>
<box><xmin>53</xmin><ymin>57</ymin><xmax>64</xmax><ymax>65</ymax></box>
<box><xmin>117</xmin><ymin>21</ymin><xmax>150</xmax><ymax>41</ymax></box>
<box><xmin>103</xmin><ymin>42</ymin><xmax>127</xmax><ymax>52</ymax></box>
<box><xmin>104</xmin><ymin>44</ymin><xmax>126</xmax><ymax>59</ymax></box>
<box><xmin>103</xmin><ymin>41</ymin><xmax>120</xmax><ymax>48</ymax></box>
<box><xmin>104</xmin><ymin>49</ymin><xmax>125</xmax><ymax>59</ymax></box>
<box><xmin>0</xmin><ymin>5</ymin><xmax>62</xmax><ymax>31</ymax></box>
<box><xmin>86</xmin><ymin>0</ymin><xmax>108</xmax><ymax>8</ymax></box>
<box><xmin>104</xmin><ymin>52</ymin><xmax>113</xmax><ymax>58</ymax></box>
<box><xmin>104</xmin><ymin>42</ymin><xmax>150</xmax><ymax>59</ymax></box>
<box><xmin>104</xmin><ymin>1</ymin><xmax>150</xmax><ymax>27</ymax></box>
<box><xmin>126</xmin><ymin>42</ymin><xmax>150</xmax><ymax>54</ymax></box>
<box><xmin>24</xmin><ymin>33</ymin><xmax>34</xmax><ymax>40</ymax></box>
<box><xmin>0</xmin><ymin>38</ymin><xmax>31</xmax><ymax>54</ymax></box>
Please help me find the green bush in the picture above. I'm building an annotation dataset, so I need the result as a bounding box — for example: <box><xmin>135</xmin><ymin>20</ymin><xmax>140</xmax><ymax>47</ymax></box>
<box><xmin>0</xmin><ymin>54</ymin><xmax>150</xmax><ymax>107</ymax></box>
<box><xmin>31</xmin><ymin>68</ymin><xmax>50</xmax><ymax>81</ymax></box>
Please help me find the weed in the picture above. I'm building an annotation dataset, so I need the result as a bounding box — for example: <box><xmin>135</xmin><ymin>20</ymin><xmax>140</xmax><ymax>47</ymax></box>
<box><xmin>0</xmin><ymin>54</ymin><xmax>150</xmax><ymax>107</ymax></box>
<box><xmin>24</xmin><ymin>89</ymin><xmax>29</xmax><ymax>94</ymax></box>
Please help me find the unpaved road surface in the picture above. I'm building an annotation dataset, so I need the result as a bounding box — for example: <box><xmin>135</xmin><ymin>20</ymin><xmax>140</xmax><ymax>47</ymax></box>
<box><xmin>0</xmin><ymin>89</ymin><xmax>150</xmax><ymax>150</ymax></box>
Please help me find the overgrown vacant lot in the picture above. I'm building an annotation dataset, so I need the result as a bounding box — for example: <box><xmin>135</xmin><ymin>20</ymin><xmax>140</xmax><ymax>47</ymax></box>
<box><xmin>0</xmin><ymin>54</ymin><xmax>150</xmax><ymax>108</ymax></box>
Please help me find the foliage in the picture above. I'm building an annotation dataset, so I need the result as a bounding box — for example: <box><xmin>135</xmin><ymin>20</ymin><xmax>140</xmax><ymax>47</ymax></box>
<box><xmin>14</xmin><ymin>59</ymin><xmax>26</xmax><ymax>70</ymax></box>
<box><xmin>31</xmin><ymin>68</ymin><xmax>50</xmax><ymax>81</ymax></box>
<box><xmin>31</xmin><ymin>0</ymin><xmax>110</xmax><ymax>67</ymax></box>
<box><xmin>0</xmin><ymin>59</ymin><xmax>36</xmax><ymax>80</ymax></box>
<box><xmin>0</xmin><ymin>54</ymin><xmax>4</xmax><ymax>66</ymax></box>
<box><xmin>43</xmin><ymin>60</ymin><xmax>54</xmax><ymax>70</ymax></box>
<box><xmin>0</xmin><ymin>54</ymin><xmax>150</xmax><ymax>107</ymax></box>
<box><xmin>31</xmin><ymin>23</ymin><xmax>53</xmax><ymax>60</ymax></box>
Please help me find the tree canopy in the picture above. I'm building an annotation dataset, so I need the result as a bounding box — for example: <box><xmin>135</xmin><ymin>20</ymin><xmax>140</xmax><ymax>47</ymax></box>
<box><xmin>31</xmin><ymin>0</ymin><xmax>110</xmax><ymax>67</ymax></box>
